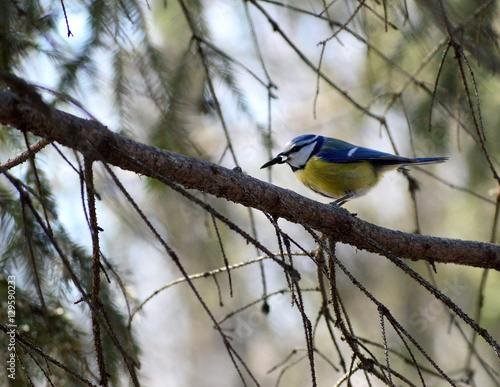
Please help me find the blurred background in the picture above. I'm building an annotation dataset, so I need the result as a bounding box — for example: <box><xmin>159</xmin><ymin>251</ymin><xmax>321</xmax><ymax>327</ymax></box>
<box><xmin>1</xmin><ymin>0</ymin><xmax>500</xmax><ymax>385</ymax></box>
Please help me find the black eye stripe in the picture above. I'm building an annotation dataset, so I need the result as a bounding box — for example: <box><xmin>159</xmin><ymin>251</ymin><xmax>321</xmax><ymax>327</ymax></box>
<box><xmin>283</xmin><ymin>146</ymin><xmax>299</xmax><ymax>155</ymax></box>
<box><xmin>291</xmin><ymin>142</ymin><xmax>313</xmax><ymax>152</ymax></box>
<box><xmin>285</xmin><ymin>138</ymin><xmax>318</xmax><ymax>155</ymax></box>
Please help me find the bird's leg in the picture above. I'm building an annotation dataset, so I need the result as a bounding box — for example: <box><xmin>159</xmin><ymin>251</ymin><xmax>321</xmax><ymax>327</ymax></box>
<box><xmin>330</xmin><ymin>192</ymin><xmax>355</xmax><ymax>206</ymax></box>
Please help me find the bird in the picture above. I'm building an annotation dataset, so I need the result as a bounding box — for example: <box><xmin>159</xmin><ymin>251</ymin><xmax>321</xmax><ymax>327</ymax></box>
<box><xmin>261</xmin><ymin>134</ymin><xmax>448</xmax><ymax>205</ymax></box>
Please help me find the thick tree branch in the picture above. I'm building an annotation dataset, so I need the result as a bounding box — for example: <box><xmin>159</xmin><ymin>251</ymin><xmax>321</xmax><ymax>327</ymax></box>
<box><xmin>0</xmin><ymin>89</ymin><xmax>499</xmax><ymax>270</ymax></box>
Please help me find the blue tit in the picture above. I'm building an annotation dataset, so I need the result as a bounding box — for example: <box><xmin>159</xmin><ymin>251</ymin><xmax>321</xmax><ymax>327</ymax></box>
<box><xmin>261</xmin><ymin>134</ymin><xmax>448</xmax><ymax>205</ymax></box>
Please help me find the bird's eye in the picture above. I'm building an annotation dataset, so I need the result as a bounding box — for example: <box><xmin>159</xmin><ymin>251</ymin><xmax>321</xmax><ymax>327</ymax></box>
<box><xmin>290</xmin><ymin>146</ymin><xmax>301</xmax><ymax>153</ymax></box>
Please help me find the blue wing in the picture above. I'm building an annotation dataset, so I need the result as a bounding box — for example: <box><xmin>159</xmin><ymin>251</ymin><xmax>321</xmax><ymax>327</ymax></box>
<box><xmin>317</xmin><ymin>137</ymin><xmax>447</xmax><ymax>165</ymax></box>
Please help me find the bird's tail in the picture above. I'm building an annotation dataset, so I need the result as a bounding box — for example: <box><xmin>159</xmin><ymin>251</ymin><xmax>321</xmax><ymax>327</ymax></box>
<box><xmin>403</xmin><ymin>157</ymin><xmax>448</xmax><ymax>166</ymax></box>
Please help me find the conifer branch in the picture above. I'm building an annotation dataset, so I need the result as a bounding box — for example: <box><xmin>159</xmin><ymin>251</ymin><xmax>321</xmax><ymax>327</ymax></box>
<box><xmin>0</xmin><ymin>89</ymin><xmax>498</xmax><ymax>271</ymax></box>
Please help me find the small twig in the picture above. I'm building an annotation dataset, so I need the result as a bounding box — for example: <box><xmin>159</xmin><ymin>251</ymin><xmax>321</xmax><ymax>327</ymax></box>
<box><xmin>0</xmin><ymin>324</ymin><xmax>97</xmax><ymax>386</ymax></box>
<box><xmin>248</xmin><ymin>0</ymin><xmax>384</xmax><ymax>124</ymax></box>
<box><xmin>333</xmin><ymin>363</ymin><xmax>361</xmax><ymax>387</ymax></box>
<box><xmin>1</xmin><ymin>138</ymin><xmax>50</xmax><ymax>170</ymax></box>
<box><xmin>210</xmin><ymin>214</ymin><xmax>233</xmax><ymax>297</ymax></box>
<box><xmin>378</xmin><ymin>307</ymin><xmax>394</xmax><ymax>386</ymax></box>
<box><xmin>317</xmin><ymin>0</ymin><xmax>368</xmax><ymax>45</ymax></box>
<box><xmin>84</xmin><ymin>158</ymin><xmax>108</xmax><ymax>387</ymax></box>
<box><xmin>428</xmin><ymin>40</ymin><xmax>452</xmax><ymax>132</ymax></box>
<box><xmin>313</xmin><ymin>43</ymin><xmax>326</xmax><ymax>119</ymax></box>
<box><xmin>59</xmin><ymin>0</ymin><xmax>73</xmax><ymax>37</ymax></box>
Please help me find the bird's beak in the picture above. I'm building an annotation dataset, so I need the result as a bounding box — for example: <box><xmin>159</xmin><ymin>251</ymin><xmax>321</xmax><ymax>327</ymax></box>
<box><xmin>261</xmin><ymin>154</ymin><xmax>287</xmax><ymax>169</ymax></box>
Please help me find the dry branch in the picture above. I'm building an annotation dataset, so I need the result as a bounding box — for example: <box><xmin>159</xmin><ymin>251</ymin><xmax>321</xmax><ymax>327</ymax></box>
<box><xmin>0</xmin><ymin>89</ymin><xmax>499</xmax><ymax>270</ymax></box>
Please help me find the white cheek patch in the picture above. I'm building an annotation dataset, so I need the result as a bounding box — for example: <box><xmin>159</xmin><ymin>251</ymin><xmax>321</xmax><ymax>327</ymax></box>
<box><xmin>287</xmin><ymin>142</ymin><xmax>317</xmax><ymax>169</ymax></box>
<box><xmin>347</xmin><ymin>147</ymin><xmax>358</xmax><ymax>158</ymax></box>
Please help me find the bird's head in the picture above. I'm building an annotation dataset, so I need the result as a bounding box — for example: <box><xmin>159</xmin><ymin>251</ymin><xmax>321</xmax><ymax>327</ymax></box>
<box><xmin>261</xmin><ymin>134</ymin><xmax>322</xmax><ymax>171</ymax></box>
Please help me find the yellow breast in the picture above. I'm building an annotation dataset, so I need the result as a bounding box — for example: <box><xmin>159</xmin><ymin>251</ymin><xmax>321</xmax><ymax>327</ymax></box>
<box><xmin>294</xmin><ymin>156</ymin><xmax>393</xmax><ymax>199</ymax></box>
